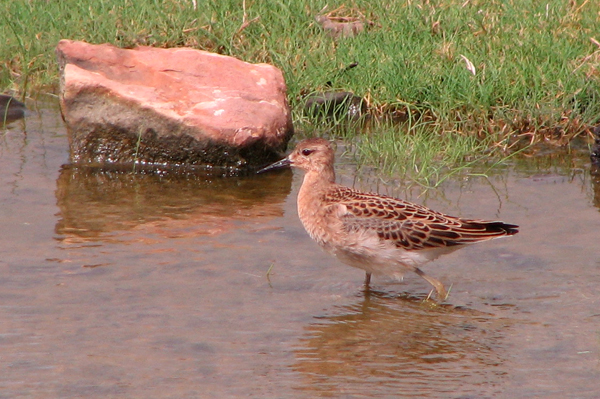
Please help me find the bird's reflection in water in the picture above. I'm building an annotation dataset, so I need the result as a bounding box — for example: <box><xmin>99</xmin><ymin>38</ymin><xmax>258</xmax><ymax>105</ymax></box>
<box><xmin>293</xmin><ymin>291</ymin><xmax>511</xmax><ymax>398</ymax></box>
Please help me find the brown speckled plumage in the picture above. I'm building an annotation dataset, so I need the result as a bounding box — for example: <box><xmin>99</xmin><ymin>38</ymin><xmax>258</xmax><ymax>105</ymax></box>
<box><xmin>259</xmin><ymin>138</ymin><xmax>518</xmax><ymax>299</ymax></box>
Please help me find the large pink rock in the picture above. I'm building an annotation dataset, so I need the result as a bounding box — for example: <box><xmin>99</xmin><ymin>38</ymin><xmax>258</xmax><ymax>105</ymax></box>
<box><xmin>56</xmin><ymin>40</ymin><xmax>293</xmax><ymax>170</ymax></box>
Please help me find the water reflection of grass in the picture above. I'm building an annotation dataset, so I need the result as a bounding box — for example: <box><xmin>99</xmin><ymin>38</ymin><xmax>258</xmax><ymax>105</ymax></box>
<box><xmin>2</xmin><ymin>0</ymin><xmax>598</xmax><ymax>182</ymax></box>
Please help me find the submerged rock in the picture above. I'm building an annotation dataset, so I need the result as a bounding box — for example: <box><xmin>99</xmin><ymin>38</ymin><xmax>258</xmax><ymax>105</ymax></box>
<box><xmin>56</xmin><ymin>40</ymin><xmax>293</xmax><ymax>170</ymax></box>
<box><xmin>591</xmin><ymin>126</ymin><xmax>600</xmax><ymax>167</ymax></box>
<box><xmin>304</xmin><ymin>91</ymin><xmax>366</xmax><ymax>120</ymax></box>
<box><xmin>0</xmin><ymin>94</ymin><xmax>27</xmax><ymax>123</ymax></box>
<box><xmin>591</xmin><ymin>126</ymin><xmax>600</xmax><ymax>209</ymax></box>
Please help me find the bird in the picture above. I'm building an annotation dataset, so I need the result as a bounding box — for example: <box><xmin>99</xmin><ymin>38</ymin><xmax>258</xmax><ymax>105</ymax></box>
<box><xmin>258</xmin><ymin>138</ymin><xmax>518</xmax><ymax>299</ymax></box>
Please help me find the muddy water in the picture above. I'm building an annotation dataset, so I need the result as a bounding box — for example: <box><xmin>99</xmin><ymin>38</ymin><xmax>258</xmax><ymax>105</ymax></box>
<box><xmin>1</xmin><ymin>99</ymin><xmax>599</xmax><ymax>398</ymax></box>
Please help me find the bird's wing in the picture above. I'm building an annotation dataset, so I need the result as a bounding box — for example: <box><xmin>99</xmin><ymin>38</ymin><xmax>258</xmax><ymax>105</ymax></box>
<box><xmin>324</xmin><ymin>186</ymin><xmax>517</xmax><ymax>251</ymax></box>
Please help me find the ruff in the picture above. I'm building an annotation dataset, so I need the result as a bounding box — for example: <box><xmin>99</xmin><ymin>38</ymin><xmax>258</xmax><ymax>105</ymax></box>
<box><xmin>259</xmin><ymin>138</ymin><xmax>518</xmax><ymax>298</ymax></box>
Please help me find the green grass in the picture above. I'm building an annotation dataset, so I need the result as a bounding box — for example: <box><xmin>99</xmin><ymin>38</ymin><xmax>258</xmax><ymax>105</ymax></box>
<box><xmin>2</xmin><ymin>0</ymin><xmax>599</xmax><ymax>183</ymax></box>
<box><xmin>354</xmin><ymin>123</ymin><xmax>491</xmax><ymax>188</ymax></box>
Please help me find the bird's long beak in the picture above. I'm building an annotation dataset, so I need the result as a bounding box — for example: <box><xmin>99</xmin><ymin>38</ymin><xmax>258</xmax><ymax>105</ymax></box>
<box><xmin>256</xmin><ymin>157</ymin><xmax>291</xmax><ymax>174</ymax></box>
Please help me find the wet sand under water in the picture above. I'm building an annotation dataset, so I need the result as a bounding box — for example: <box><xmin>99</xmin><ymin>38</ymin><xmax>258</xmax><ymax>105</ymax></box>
<box><xmin>0</xmin><ymin>100</ymin><xmax>599</xmax><ymax>398</ymax></box>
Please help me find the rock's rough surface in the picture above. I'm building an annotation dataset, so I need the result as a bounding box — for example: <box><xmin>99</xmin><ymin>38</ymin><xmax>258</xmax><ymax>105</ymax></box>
<box><xmin>56</xmin><ymin>40</ymin><xmax>293</xmax><ymax>169</ymax></box>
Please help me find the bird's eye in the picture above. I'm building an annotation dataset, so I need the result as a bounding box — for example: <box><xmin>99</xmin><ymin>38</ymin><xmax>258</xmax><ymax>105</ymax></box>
<box><xmin>301</xmin><ymin>148</ymin><xmax>314</xmax><ymax>156</ymax></box>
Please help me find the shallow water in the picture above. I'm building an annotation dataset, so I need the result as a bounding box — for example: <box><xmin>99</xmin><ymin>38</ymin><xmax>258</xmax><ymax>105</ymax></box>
<box><xmin>1</xmin><ymin>99</ymin><xmax>599</xmax><ymax>398</ymax></box>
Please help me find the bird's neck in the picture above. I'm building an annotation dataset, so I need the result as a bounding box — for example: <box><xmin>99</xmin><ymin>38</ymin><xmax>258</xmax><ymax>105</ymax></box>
<box><xmin>298</xmin><ymin>165</ymin><xmax>335</xmax><ymax>209</ymax></box>
<box><xmin>303</xmin><ymin>164</ymin><xmax>335</xmax><ymax>188</ymax></box>
<box><xmin>296</xmin><ymin>166</ymin><xmax>336</xmax><ymax>243</ymax></box>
